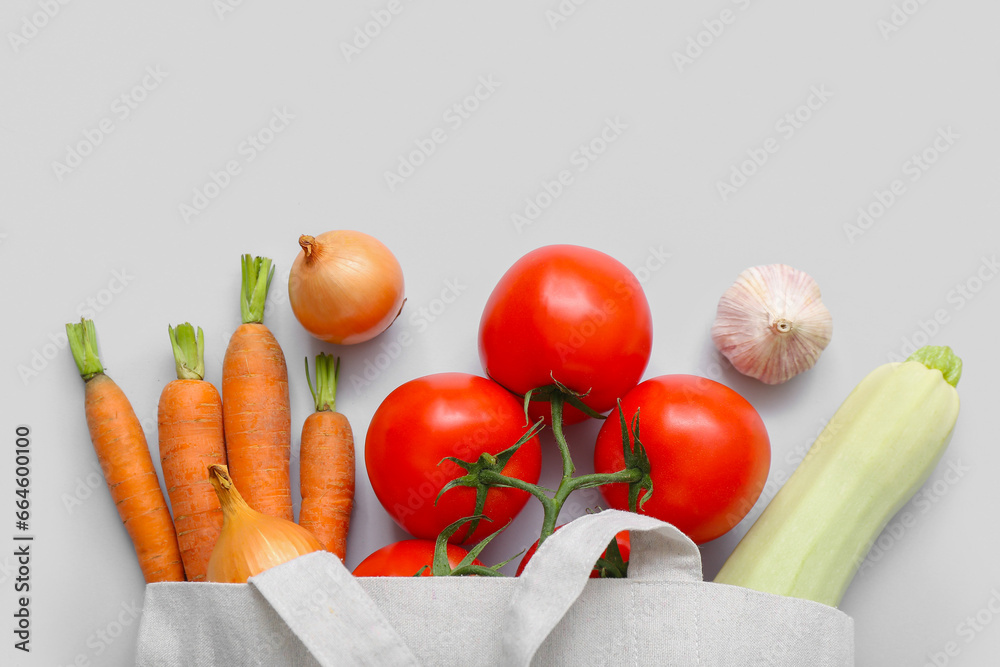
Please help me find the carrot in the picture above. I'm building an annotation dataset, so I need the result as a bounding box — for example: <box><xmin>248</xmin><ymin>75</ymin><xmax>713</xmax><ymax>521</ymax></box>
<box><xmin>157</xmin><ymin>323</ymin><xmax>226</xmax><ymax>582</ymax></box>
<box><xmin>298</xmin><ymin>354</ymin><xmax>355</xmax><ymax>560</ymax></box>
<box><xmin>222</xmin><ymin>255</ymin><xmax>292</xmax><ymax>521</ymax></box>
<box><xmin>66</xmin><ymin>319</ymin><xmax>184</xmax><ymax>583</ymax></box>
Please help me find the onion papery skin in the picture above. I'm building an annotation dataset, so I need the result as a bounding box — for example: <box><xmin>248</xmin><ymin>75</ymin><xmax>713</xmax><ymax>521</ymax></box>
<box><xmin>206</xmin><ymin>465</ymin><xmax>323</xmax><ymax>583</ymax></box>
<box><xmin>206</xmin><ymin>508</ymin><xmax>323</xmax><ymax>583</ymax></box>
<box><xmin>288</xmin><ymin>230</ymin><xmax>405</xmax><ymax>345</ymax></box>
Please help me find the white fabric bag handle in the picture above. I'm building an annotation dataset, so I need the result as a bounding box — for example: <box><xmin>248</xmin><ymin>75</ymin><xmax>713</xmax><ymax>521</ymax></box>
<box><xmin>501</xmin><ymin>509</ymin><xmax>702</xmax><ymax>667</ymax></box>
<box><xmin>249</xmin><ymin>551</ymin><xmax>422</xmax><ymax>666</ymax></box>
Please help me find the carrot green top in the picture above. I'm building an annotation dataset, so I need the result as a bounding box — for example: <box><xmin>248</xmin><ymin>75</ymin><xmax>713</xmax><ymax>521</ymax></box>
<box><xmin>240</xmin><ymin>254</ymin><xmax>275</xmax><ymax>325</ymax></box>
<box><xmin>906</xmin><ymin>345</ymin><xmax>962</xmax><ymax>388</ymax></box>
<box><xmin>168</xmin><ymin>323</ymin><xmax>206</xmax><ymax>381</ymax></box>
<box><xmin>305</xmin><ymin>353</ymin><xmax>340</xmax><ymax>413</ymax></box>
<box><xmin>66</xmin><ymin>319</ymin><xmax>104</xmax><ymax>381</ymax></box>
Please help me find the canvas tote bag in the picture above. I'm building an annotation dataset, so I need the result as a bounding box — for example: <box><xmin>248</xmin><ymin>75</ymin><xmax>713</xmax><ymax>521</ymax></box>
<box><xmin>136</xmin><ymin>510</ymin><xmax>854</xmax><ymax>666</ymax></box>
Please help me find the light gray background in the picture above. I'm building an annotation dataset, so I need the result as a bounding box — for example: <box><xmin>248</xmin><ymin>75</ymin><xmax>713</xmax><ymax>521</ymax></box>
<box><xmin>2</xmin><ymin>1</ymin><xmax>998</xmax><ymax>665</ymax></box>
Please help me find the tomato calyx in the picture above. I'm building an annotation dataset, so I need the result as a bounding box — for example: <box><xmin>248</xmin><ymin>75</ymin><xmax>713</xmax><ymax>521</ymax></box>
<box><xmin>593</xmin><ymin>534</ymin><xmax>629</xmax><ymax>579</ymax></box>
<box><xmin>522</xmin><ymin>375</ymin><xmax>608</xmax><ymax>424</ymax></box>
<box><xmin>419</xmin><ymin>516</ymin><xmax>519</xmax><ymax>577</ymax></box>
<box><xmin>436</xmin><ymin>419</ymin><xmax>547</xmax><ymax>541</ymax></box>
<box><xmin>440</xmin><ymin>389</ymin><xmax>651</xmax><ymax>558</ymax></box>
<box><xmin>614</xmin><ymin>401</ymin><xmax>655</xmax><ymax>512</ymax></box>
<box><xmin>433</xmin><ymin>380</ymin><xmax>653</xmax><ymax>570</ymax></box>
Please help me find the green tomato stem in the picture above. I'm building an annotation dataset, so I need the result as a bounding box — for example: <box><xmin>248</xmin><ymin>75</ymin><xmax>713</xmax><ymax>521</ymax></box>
<box><xmin>481</xmin><ymin>395</ymin><xmax>645</xmax><ymax>546</ymax></box>
<box><xmin>480</xmin><ymin>470</ymin><xmax>553</xmax><ymax>508</ymax></box>
<box><xmin>450</xmin><ymin>564</ymin><xmax>506</xmax><ymax>577</ymax></box>
<box><xmin>548</xmin><ymin>394</ymin><xmax>575</xmax><ymax>479</ymax></box>
<box><xmin>542</xmin><ymin>393</ymin><xmax>592</xmax><ymax>543</ymax></box>
<box><xmin>464</xmin><ymin>387</ymin><xmax>648</xmax><ymax>560</ymax></box>
<box><xmin>565</xmin><ymin>468</ymin><xmax>643</xmax><ymax>492</ymax></box>
<box><xmin>479</xmin><ymin>469</ymin><xmax>559</xmax><ymax>544</ymax></box>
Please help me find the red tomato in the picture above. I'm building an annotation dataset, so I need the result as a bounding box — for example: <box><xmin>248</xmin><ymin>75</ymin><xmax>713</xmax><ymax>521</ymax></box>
<box><xmin>365</xmin><ymin>373</ymin><xmax>542</xmax><ymax>543</ymax></box>
<box><xmin>515</xmin><ymin>529</ymin><xmax>630</xmax><ymax>577</ymax></box>
<box><xmin>478</xmin><ymin>245</ymin><xmax>653</xmax><ymax>425</ymax></box>
<box><xmin>352</xmin><ymin>539</ymin><xmax>483</xmax><ymax>577</ymax></box>
<box><xmin>593</xmin><ymin>375</ymin><xmax>770</xmax><ymax>544</ymax></box>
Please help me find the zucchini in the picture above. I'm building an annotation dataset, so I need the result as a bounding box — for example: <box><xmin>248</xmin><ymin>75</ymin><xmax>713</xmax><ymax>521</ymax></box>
<box><xmin>714</xmin><ymin>345</ymin><xmax>962</xmax><ymax>607</ymax></box>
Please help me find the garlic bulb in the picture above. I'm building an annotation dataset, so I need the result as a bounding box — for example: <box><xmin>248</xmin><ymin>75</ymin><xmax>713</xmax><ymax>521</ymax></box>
<box><xmin>711</xmin><ymin>264</ymin><xmax>832</xmax><ymax>385</ymax></box>
<box><xmin>206</xmin><ymin>465</ymin><xmax>322</xmax><ymax>583</ymax></box>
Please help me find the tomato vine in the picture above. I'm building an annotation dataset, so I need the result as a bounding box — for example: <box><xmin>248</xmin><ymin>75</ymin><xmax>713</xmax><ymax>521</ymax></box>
<box><xmin>433</xmin><ymin>380</ymin><xmax>652</xmax><ymax>574</ymax></box>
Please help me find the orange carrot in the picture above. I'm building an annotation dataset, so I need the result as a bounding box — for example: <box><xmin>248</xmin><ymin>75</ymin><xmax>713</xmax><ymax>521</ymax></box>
<box><xmin>222</xmin><ymin>255</ymin><xmax>292</xmax><ymax>521</ymax></box>
<box><xmin>158</xmin><ymin>323</ymin><xmax>226</xmax><ymax>582</ymax></box>
<box><xmin>66</xmin><ymin>319</ymin><xmax>185</xmax><ymax>583</ymax></box>
<box><xmin>298</xmin><ymin>354</ymin><xmax>355</xmax><ymax>560</ymax></box>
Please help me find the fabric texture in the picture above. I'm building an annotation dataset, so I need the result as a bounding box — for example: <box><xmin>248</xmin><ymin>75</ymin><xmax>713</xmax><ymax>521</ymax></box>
<box><xmin>136</xmin><ymin>510</ymin><xmax>854</xmax><ymax>666</ymax></box>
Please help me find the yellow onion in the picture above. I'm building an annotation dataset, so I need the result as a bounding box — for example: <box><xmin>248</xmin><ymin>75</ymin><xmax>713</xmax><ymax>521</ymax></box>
<box><xmin>288</xmin><ymin>230</ymin><xmax>405</xmax><ymax>345</ymax></box>
<box><xmin>206</xmin><ymin>465</ymin><xmax>322</xmax><ymax>583</ymax></box>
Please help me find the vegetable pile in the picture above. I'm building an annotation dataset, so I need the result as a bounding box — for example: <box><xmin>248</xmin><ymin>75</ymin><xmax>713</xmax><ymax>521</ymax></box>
<box><xmin>68</xmin><ymin>249</ymin><xmax>365</xmax><ymax>584</ymax></box>
<box><xmin>67</xmin><ymin>235</ymin><xmax>963</xmax><ymax>615</ymax></box>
